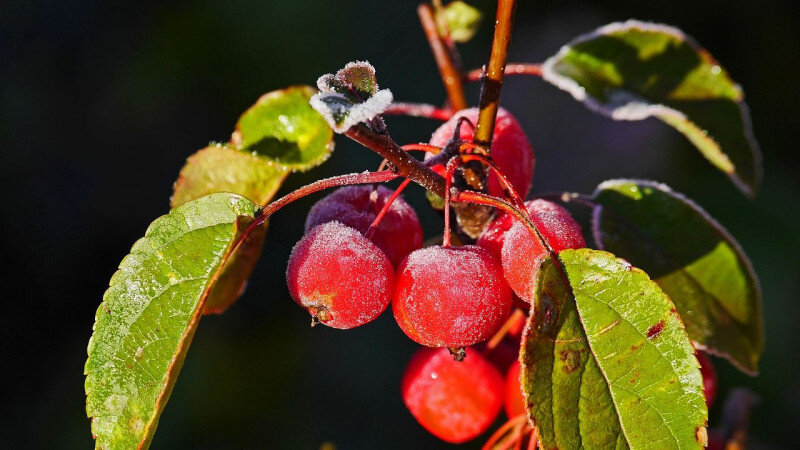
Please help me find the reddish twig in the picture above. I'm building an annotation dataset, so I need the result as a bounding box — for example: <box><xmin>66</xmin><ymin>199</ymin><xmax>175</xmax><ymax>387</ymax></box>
<box><xmin>443</xmin><ymin>157</ymin><xmax>462</xmax><ymax>247</ymax></box>
<box><xmin>459</xmin><ymin>153</ymin><xmax>525</xmax><ymax>208</ymax></box>
<box><xmin>418</xmin><ymin>3</ymin><xmax>468</xmax><ymax>111</ymax></box>
<box><xmin>365</xmin><ymin>178</ymin><xmax>412</xmax><ymax>239</ymax></box>
<box><xmin>466</xmin><ymin>63</ymin><xmax>542</xmax><ymax>82</ymax></box>
<box><xmin>384</xmin><ymin>102</ymin><xmax>453</xmax><ymax>121</ymax></box>
<box><xmin>234</xmin><ymin>170</ymin><xmax>398</xmax><ymax>251</ymax></box>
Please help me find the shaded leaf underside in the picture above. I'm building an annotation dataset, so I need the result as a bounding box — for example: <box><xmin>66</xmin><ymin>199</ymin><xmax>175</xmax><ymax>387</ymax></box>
<box><xmin>591</xmin><ymin>179</ymin><xmax>763</xmax><ymax>374</ymax></box>
<box><xmin>541</xmin><ymin>20</ymin><xmax>761</xmax><ymax>197</ymax></box>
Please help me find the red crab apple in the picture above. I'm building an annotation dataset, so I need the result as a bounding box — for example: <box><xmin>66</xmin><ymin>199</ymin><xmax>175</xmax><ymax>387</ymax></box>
<box><xmin>286</xmin><ymin>221</ymin><xmax>394</xmax><ymax>329</ymax></box>
<box><xmin>500</xmin><ymin>200</ymin><xmax>585</xmax><ymax>302</ymax></box>
<box><xmin>393</xmin><ymin>245</ymin><xmax>513</xmax><ymax>348</ymax></box>
<box><xmin>504</xmin><ymin>360</ymin><xmax>526</xmax><ymax>418</ymax></box>
<box><xmin>697</xmin><ymin>351</ymin><xmax>718</xmax><ymax>408</ymax></box>
<box><xmin>402</xmin><ymin>347</ymin><xmax>504</xmax><ymax>443</ymax></box>
<box><xmin>305</xmin><ymin>185</ymin><xmax>423</xmax><ymax>267</ymax></box>
<box><xmin>428</xmin><ymin>107</ymin><xmax>535</xmax><ymax>199</ymax></box>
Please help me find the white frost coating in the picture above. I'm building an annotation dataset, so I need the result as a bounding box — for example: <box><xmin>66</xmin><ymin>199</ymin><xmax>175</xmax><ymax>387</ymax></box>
<box><xmin>541</xmin><ymin>20</ymin><xmax>692</xmax><ymax>122</ymax></box>
<box><xmin>310</xmin><ymin>89</ymin><xmax>393</xmax><ymax>133</ymax></box>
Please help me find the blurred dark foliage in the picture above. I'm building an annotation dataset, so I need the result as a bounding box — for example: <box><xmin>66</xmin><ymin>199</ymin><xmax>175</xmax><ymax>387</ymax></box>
<box><xmin>1</xmin><ymin>0</ymin><xmax>798</xmax><ymax>448</ymax></box>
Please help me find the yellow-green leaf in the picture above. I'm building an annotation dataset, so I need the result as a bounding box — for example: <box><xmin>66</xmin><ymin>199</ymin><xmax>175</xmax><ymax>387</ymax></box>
<box><xmin>231</xmin><ymin>85</ymin><xmax>334</xmax><ymax>171</ymax></box>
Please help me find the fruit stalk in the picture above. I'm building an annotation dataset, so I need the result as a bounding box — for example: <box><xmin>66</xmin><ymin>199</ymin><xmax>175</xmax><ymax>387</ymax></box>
<box><xmin>474</xmin><ymin>0</ymin><xmax>517</xmax><ymax>146</ymax></box>
<box><xmin>418</xmin><ymin>3</ymin><xmax>468</xmax><ymax>111</ymax></box>
<box><xmin>466</xmin><ymin>63</ymin><xmax>542</xmax><ymax>82</ymax></box>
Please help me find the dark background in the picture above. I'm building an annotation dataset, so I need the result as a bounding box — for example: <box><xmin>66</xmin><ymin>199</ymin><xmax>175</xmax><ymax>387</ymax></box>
<box><xmin>2</xmin><ymin>0</ymin><xmax>798</xmax><ymax>448</ymax></box>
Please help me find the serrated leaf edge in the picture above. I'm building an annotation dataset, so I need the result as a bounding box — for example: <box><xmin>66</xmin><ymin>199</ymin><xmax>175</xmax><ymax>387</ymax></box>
<box><xmin>85</xmin><ymin>197</ymin><xmax>258</xmax><ymax>448</ymax></box>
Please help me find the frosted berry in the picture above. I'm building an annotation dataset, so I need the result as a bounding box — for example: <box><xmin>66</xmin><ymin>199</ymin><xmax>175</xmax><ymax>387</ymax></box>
<box><xmin>429</xmin><ymin>107</ymin><xmax>535</xmax><ymax>199</ymax></box>
<box><xmin>286</xmin><ymin>221</ymin><xmax>395</xmax><ymax>329</ymax></box>
<box><xmin>698</xmin><ymin>351</ymin><xmax>717</xmax><ymax>408</ymax></box>
<box><xmin>477</xmin><ymin>199</ymin><xmax>545</xmax><ymax>260</ymax></box>
<box><xmin>305</xmin><ymin>185</ymin><xmax>423</xmax><ymax>267</ymax></box>
<box><xmin>402</xmin><ymin>347</ymin><xmax>504</xmax><ymax>443</ymax></box>
<box><xmin>501</xmin><ymin>200</ymin><xmax>585</xmax><ymax>301</ymax></box>
<box><xmin>393</xmin><ymin>245</ymin><xmax>513</xmax><ymax>348</ymax></box>
<box><xmin>504</xmin><ymin>360</ymin><xmax>526</xmax><ymax>418</ymax></box>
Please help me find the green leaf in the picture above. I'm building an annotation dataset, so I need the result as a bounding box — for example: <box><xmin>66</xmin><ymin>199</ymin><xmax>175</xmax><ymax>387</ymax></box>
<box><xmin>521</xmin><ymin>249</ymin><xmax>708</xmax><ymax>449</ymax></box>
<box><xmin>171</xmin><ymin>144</ymin><xmax>280</xmax><ymax>315</ymax></box>
<box><xmin>231</xmin><ymin>85</ymin><xmax>334</xmax><ymax>171</ymax></box>
<box><xmin>310</xmin><ymin>61</ymin><xmax>393</xmax><ymax>133</ymax></box>
<box><xmin>591</xmin><ymin>179</ymin><xmax>763</xmax><ymax>374</ymax></box>
<box><xmin>542</xmin><ymin>20</ymin><xmax>762</xmax><ymax>197</ymax></box>
<box><xmin>85</xmin><ymin>193</ymin><xmax>259</xmax><ymax>449</ymax></box>
<box><xmin>437</xmin><ymin>1</ymin><xmax>482</xmax><ymax>43</ymax></box>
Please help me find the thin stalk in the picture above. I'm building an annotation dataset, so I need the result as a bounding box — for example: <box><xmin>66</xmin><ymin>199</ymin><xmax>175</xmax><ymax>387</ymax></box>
<box><xmin>233</xmin><ymin>170</ymin><xmax>398</xmax><ymax>250</ymax></box>
<box><xmin>384</xmin><ymin>102</ymin><xmax>453</xmax><ymax>121</ymax></box>
<box><xmin>474</xmin><ymin>0</ymin><xmax>517</xmax><ymax>146</ymax></box>
<box><xmin>418</xmin><ymin>3</ymin><xmax>468</xmax><ymax>111</ymax></box>
<box><xmin>459</xmin><ymin>153</ymin><xmax>525</xmax><ymax>208</ymax></box>
<box><xmin>365</xmin><ymin>178</ymin><xmax>412</xmax><ymax>239</ymax></box>
<box><xmin>443</xmin><ymin>157</ymin><xmax>461</xmax><ymax>247</ymax></box>
<box><xmin>466</xmin><ymin>63</ymin><xmax>542</xmax><ymax>82</ymax></box>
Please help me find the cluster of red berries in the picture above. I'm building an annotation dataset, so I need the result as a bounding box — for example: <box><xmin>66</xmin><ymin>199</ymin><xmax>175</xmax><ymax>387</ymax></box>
<box><xmin>284</xmin><ymin>109</ymin><xmax>718</xmax><ymax>443</ymax></box>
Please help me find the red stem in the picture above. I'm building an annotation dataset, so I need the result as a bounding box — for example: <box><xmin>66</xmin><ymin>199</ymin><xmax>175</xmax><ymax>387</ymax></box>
<box><xmin>466</xmin><ymin>63</ymin><xmax>542</xmax><ymax>82</ymax></box>
<box><xmin>233</xmin><ymin>170</ymin><xmax>398</xmax><ymax>251</ymax></box>
<box><xmin>384</xmin><ymin>102</ymin><xmax>453</xmax><ymax>121</ymax></box>
<box><xmin>365</xmin><ymin>178</ymin><xmax>412</xmax><ymax>239</ymax></box>
<box><xmin>442</xmin><ymin>157</ymin><xmax>461</xmax><ymax>247</ymax></box>
<box><xmin>401</xmin><ymin>143</ymin><xmax>442</xmax><ymax>154</ymax></box>
<box><xmin>459</xmin><ymin>153</ymin><xmax>526</xmax><ymax>208</ymax></box>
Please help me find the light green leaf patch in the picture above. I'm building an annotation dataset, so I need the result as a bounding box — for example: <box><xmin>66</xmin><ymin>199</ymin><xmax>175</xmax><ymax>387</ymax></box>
<box><xmin>592</xmin><ymin>179</ymin><xmax>763</xmax><ymax>374</ymax></box>
<box><xmin>437</xmin><ymin>1</ymin><xmax>482</xmax><ymax>43</ymax></box>
<box><xmin>85</xmin><ymin>193</ymin><xmax>259</xmax><ymax>449</ymax></box>
<box><xmin>542</xmin><ymin>20</ymin><xmax>762</xmax><ymax>197</ymax></box>
<box><xmin>232</xmin><ymin>85</ymin><xmax>334</xmax><ymax>171</ymax></box>
<box><xmin>521</xmin><ymin>249</ymin><xmax>708</xmax><ymax>449</ymax></box>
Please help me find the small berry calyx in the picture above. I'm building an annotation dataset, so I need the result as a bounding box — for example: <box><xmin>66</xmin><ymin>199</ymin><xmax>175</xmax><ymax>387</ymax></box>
<box><xmin>393</xmin><ymin>245</ymin><xmax>513</xmax><ymax>348</ymax></box>
<box><xmin>305</xmin><ymin>185</ymin><xmax>423</xmax><ymax>267</ymax></box>
<box><xmin>429</xmin><ymin>107</ymin><xmax>535</xmax><ymax>199</ymax></box>
<box><xmin>402</xmin><ymin>347</ymin><xmax>504</xmax><ymax>443</ymax></box>
<box><xmin>500</xmin><ymin>199</ymin><xmax>585</xmax><ymax>301</ymax></box>
<box><xmin>286</xmin><ymin>221</ymin><xmax>395</xmax><ymax>329</ymax></box>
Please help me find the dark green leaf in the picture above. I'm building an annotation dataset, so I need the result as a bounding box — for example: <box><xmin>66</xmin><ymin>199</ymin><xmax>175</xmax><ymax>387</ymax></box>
<box><xmin>85</xmin><ymin>193</ymin><xmax>259</xmax><ymax>449</ymax></box>
<box><xmin>592</xmin><ymin>179</ymin><xmax>763</xmax><ymax>374</ymax></box>
<box><xmin>521</xmin><ymin>249</ymin><xmax>708</xmax><ymax>449</ymax></box>
<box><xmin>437</xmin><ymin>1</ymin><xmax>482</xmax><ymax>43</ymax></box>
<box><xmin>232</xmin><ymin>85</ymin><xmax>334</xmax><ymax>171</ymax></box>
<box><xmin>542</xmin><ymin>20</ymin><xmax>762</xmax><ymax>197</ymax></box>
